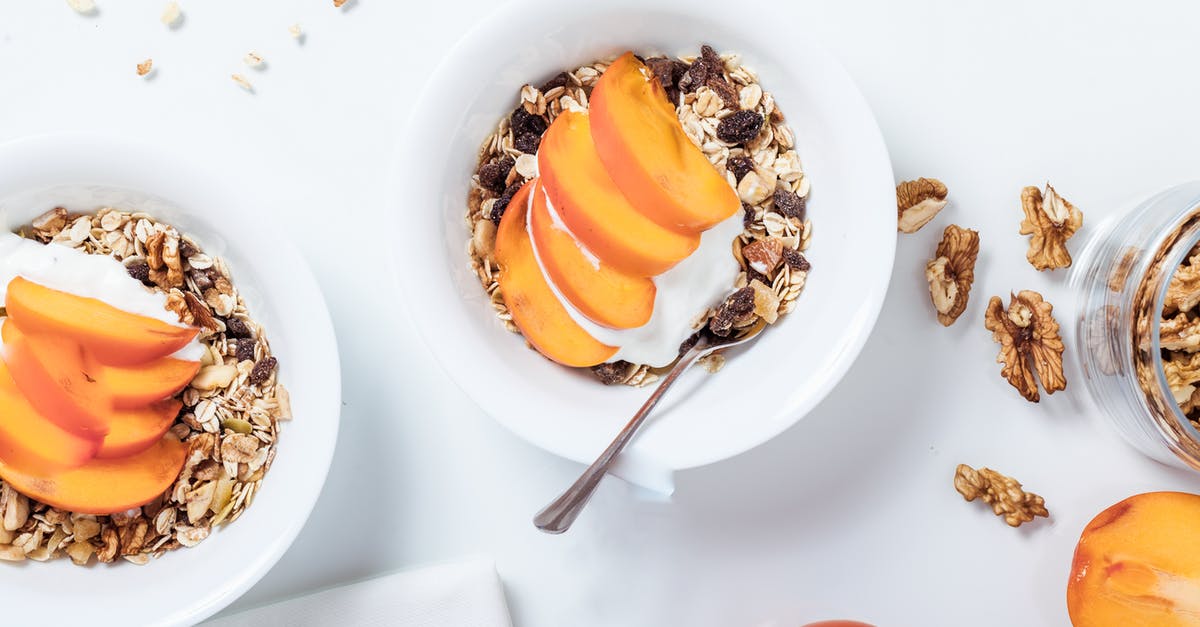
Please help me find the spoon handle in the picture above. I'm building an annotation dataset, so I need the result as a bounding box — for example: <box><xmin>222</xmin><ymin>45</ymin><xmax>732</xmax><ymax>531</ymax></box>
<box><xmin>532</xmin><ymin>345</ymin><xmax>706</xmax><ymax>534</ymax></box>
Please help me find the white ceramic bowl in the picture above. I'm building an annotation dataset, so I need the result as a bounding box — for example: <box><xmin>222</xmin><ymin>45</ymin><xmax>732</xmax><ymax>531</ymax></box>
<box><xmin>393</xmin><ymin>0</ymin><xmax>895</xmax><ymax>491</ymax></box>
<box><xmin>0</xmin><ymin>134</ymin><xmax>341</xmax><ymax>626</ymax></box>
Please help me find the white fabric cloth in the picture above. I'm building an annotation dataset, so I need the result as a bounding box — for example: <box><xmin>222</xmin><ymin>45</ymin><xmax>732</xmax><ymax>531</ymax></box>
<box><xmin>204</xmin><ymin>559</ymin><xmax>512</xmax><ymax>627</ymax></box>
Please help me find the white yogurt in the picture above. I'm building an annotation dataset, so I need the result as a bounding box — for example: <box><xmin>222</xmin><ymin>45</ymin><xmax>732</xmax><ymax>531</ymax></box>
<box><xmin>527</xmin><ymin>186</ymin><xmax>742</xmax><ymax>367</ymax></box>
<box><xmin>0</xmin><ymin>232</ymin><xmax>203</xmax><ymax>361</ymax></box>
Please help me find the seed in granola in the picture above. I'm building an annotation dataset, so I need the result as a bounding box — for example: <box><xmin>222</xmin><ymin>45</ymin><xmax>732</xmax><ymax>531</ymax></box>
<box><xmin>782</xmin><ymin>248</ymin><xmax>811</xmax><ymax>272</ymax></box>
<box><xmin>727</xmin><ymin>156</ymin><xmax>755</xmax><ymax>182</ymax></box>
<box><xmin>249</xmin><ymin>356</ymin><xmax>277</xmax><ymax>386</ymax></box>
<box><xmin>510</xmin><ymin>107</ymin><xmax>547</xmax><ymax>137</ymax></box>
<box><xmin>709</xmin><ymin>287</ymin><xmax>755</xmax><ymax>337</ymax></box>
<box><xmin>489</xmin><ymin>183</ymin><xmax>523</xmax><ymax>225</ymax></box>
<box><xmin>514</xmin><ymin>132</ymin><xmax>541</xmax><ymax>154</ymax></box>
<box><xmin>224</xmin><ymin>316</ymin><xmax>252</xmax><ymax>339</ymax></box>
<box><xmin>126</xmin><ymin>260</ymin><xmax>151</xmax><ymax>283</ymax></box>
<box><xmin>478</xmin><ymin>155</ymin><xmax>515</xmax><ymax>193</ymax></box>
<box><xmin>716</xmin><ymin>110</ymin><xmax>764</xmax><ymax>144</ymax></box>
<box><xmin>773</xmin><ymin>188</ymin><xmax>806</xmax><ymax>221</ymax></box>
<box><xmin>591</xmin><ymin>361</ymin><xmax>631</xmax><ymax>385</ymax></box>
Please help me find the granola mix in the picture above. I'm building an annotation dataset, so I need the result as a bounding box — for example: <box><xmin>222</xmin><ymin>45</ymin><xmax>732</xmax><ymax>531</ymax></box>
<box><xmin>0</xmin><ymin>207</ymin><xmax>289</xmax><ymax>565</ymax></box>
<box><xmin>465</xmin><ymin>46</ymin><xmax>812</xmax><ymax>386</ymax></box>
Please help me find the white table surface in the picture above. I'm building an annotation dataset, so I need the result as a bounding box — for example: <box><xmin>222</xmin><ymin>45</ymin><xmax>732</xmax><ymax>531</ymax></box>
<box><xmin>4</xmin><ymin>1</ymin><xmax>1200</xmax><ymax>625</ymax></box>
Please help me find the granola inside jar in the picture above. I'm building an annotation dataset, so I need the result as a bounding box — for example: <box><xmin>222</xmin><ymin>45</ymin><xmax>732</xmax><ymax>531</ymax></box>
<box><xmin>1074</xmin><ymin>181</ymin><xmax>1200</xmax><ymax>470</ymax></box>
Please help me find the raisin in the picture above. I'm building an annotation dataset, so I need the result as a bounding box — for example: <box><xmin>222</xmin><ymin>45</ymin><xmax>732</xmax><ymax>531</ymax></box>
<box><xmin>235</xmin><ymin>339</ymin><xmax>256</xmax><ymax>363</ymax></box>
<box><xmin>190</xmin><ymin>269</ymin><xmax>214</xmax><ymax>292</ymax></box>
<box><xmin>125</xmin><ymin>260</ymin><xmax>150</xmax><ymax>283</ymax></box>
<box><xmin>677</xmin><ymin>60</ymin><xmax>708</xmax><ymax>94</ymax></box>
<box><xmin>783</xmin><ymin>248</ymin><xmax>811</xmax><ymax>272</ymax></box>
<box><xmin>478</xmin><ymin>156</ymin><xmax>515</xmax><ymax>193</ymax></box>
<box><xmin>539</xmin><ymin>72</ymin><xmax>569</xmax><ymax>92</ymax></box>
<box><xmin>514</xmin><ymin>132</ymin><xmax>541</xmax><ymax>154</ymax></box>
<box><xmin>645</xmin><ymin>57</ymin><xmax>677</xmax><ymax>88</ymax></box>
<box><xmin>746</xmin><ymin>267</ymin><xmax>770</xmax><ymax>287</ymax></box>
<box><xmin>716</xmin><ymin>111</ymin><xmax>764</xmax><ymax>144</ymax></box>
<box><xmin>773</xmin><ymin>188</ymin><xmax>806</xmax><ymax>220</ymax></box>
<box><xmin>678</xmin><ymin>331</ymin><xmax>702</xmax><ymax>355</ymax></box>
<box><xmin>706</xmin><ymin>75</ymin><xmax>738</xmax><ymax>109</ymax></box>
<box><xmin>591</xmin><ymin>361</ymin><xmax>630</xmax><ymax>385</ymax></box>
<box><xmin>708</xmin><ymin>287</ymin><xmax>755</xmax><ymax>337</ymax></box>
<box><xmin>178</xmin><ymin>239</ymin><xmax>199</xmax><ymax>259</ymax></box>
<box><xmin>489</xmin><ymin>183</ymin><xmax>523</xmax><ymax>225</ymax></box>
<box><xmin>699</xmin><ymin>44</ymin><xmax>724</xmax><ymax>75</ymax></box>
<box><xmin>224</xmin><ymin>316</ymin><xmax>252</xmax><ymax>338</ymax></box>
<box><xmin>727</xmin><ymin>156</ymin><xmax>754</xmax><ymax>182</ymax></box>
<box><xmin>249</xmin><ymin>356</ymin><xmax>277</xmax><ymax>386</ymax></box>
<box><xmin>510</xmin><ymin>107</ymin><xmax>546</xmax><ymax>136</ymax></box>
<box><xmin>742</xmin><ymin>202</ymin><xmax>755</xmax><ymax>229</ymax></box>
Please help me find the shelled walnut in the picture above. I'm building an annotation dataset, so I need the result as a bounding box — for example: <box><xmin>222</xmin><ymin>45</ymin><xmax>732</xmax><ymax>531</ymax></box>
<box><xmin>1019</xmin><ymin>183</ymin><xmax>1083</xmax><ymax>271</ymax></box>
<box><xmin>896</xmin><ymin>177</ymin><xmax>948</xmax><ymax>234</ymax></box>
<box><xmin>984</xmin><ymin>290</ymin><xmax>1066</xmax><ymax>402</ymax></box>
<box><xmin>925</xmin><ymin>225</ymin><xmax>979</xmax><ymax>326</ymax></box>
<box><xmin>954</xmin><ymin>464</ymin><xmax>1049</xmax><ymax>528</ymax></box>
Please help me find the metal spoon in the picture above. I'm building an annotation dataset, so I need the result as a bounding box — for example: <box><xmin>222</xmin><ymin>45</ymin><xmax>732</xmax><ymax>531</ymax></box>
<box><xmin>533</xmin><ymin>319</ymin><xmax>768</xmax><ymax>534</ymax></box>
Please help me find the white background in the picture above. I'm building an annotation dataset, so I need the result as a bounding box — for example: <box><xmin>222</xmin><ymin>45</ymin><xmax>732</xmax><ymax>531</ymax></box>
<box><xmin>4</xmin><ymin>1</ymin><xmax>1200</xmax><ymax>625</ymax></box>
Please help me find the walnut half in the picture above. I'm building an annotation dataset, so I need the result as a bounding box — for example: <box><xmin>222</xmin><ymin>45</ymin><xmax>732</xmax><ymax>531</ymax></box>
<box><xmin>983</xmin><ymin>290</ymin><xmax>1066</xmax><ymax>402</ymax></box>
<box><xmin>896</xmin><ymin>177</ymin><xmax>948</xmax><ymax>233</ymax></box>
<box><xmin>1019</xmin><ymin>183</ymin><xmax>1082</xmax><ymax>271</ymax></box>
<box><xmin>954</xmin><ymin>464</ymin><xmax>1049</xmax><ymax>528</ymax></box>
<box><xmin>925</xmin><ymin>224</ymin><xmax>979</xmax><ymax>326</ymax></box>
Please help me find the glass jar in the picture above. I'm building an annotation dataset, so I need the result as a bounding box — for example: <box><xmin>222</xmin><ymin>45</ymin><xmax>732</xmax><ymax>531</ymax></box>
<box><xmin>1073</xmin><ymin>181</ymin><xmax>1200</xmax><ymax>470</ymax></box>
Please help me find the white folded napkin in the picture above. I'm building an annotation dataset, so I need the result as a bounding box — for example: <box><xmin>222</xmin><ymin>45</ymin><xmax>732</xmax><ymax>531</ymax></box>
<box><xmin>204</xmin><ymin>558</ymin><xmax>512</xmax><ymax>627</ymax></box>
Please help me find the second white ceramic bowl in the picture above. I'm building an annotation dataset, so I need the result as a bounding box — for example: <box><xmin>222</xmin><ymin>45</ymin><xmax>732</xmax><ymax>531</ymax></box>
<box><xmin>393</xmin><ymin>0</ymin><xmax>895</xmax><ymax>490</ymax></box>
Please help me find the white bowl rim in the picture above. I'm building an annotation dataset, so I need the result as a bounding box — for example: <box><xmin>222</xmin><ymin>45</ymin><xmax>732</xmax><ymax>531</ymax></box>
<box><xmin>391</xmin><ymin>0</ymin><xmax>896</xmax><ymax>479</ymax></box>
<box><xmin>0</xmin><ymin>131</ymin><xmax>342</xmax><ymax>626</ymax></box>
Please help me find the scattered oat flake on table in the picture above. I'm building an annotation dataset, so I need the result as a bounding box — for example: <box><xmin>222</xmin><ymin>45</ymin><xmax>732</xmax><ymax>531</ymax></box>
<box><xmin>136</xmin><ymin>59</ymin><xmax>153</xmax><ymax>77</ymax></box>
<box><xmin>66</xmin><ymin>0</ymin><xmax>96</xmax><ymax>14</ymax></box>
<box><xmin>288</xmin><ymin>23</ymin><xmax>303</xmax><ymax>38</ymax></box>
<box><xmin>243</xmin><ymin>51</ymin><xmax>264</xmax><ymax>67</ymax></box>
<box><xmin>231</xmin><ymin>74</ymin><xmax>253</xmax><ymax>91</ymax></box>
<box><xmin>160</xmin><ymin>2</ymin><xmax>181</xmax><ymax>26</ymax></box>
<box><xmin>954</xmin><ymin>464</ymin><xmax>1048</xmax><ymax>528</ymax></box>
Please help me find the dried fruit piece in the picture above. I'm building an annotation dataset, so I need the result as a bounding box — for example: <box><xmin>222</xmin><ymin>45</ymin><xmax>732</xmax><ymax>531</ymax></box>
<box><xmin>716</xmin><ymin>111</ymin><xmax>764</xmax><ymax>144</ymax></box>
<box><xmin>741</xmin><ymin>238</ymin><xmax>784</xmax><ymax>276</ymax></box>
<box><xmin>591</xmin><ymin>361</ymin><xmax>632</xmax><ymax>385</ymax></box>
<box><xmin>1019</xmin><ymin>183</ymin><xmax>1083</xmax><ymax>271</ymax></box>
<box><xmin>924</xmin><ymin>225</ymin><xmax>979</xmax><ymax>326</ymax></box>
<box><xmin>773</xmin><ymin>188</ymin><xmax>806</xmax><ymax>221</ymax></box>
<box><xmin>984</xmin><ymin>291</ymin><xmax>1066</xmax><ymax>402</ymax></box>
<box><xmin>896</xmin><ymin>177</ymin><xmax>948</xmax><ymax>233</ymax></box>
<box><xmin>954</xmin><ymin>464</ymin><xmax>1049</xmax><ymax>527</ymax></box>
<box><xmin>488</xmin><ymin>183</ymin><xmax>522</xmax><ymax>225</ymax></box>
<box><xmin>136</xmin><ymin>59</ymin><xmax>153</xmax><ymax>77</ymax></box>
<box><xmin>709</xmin><ymin>287</ymin><xmax>755</xmax><ymax>337</ymax></box>
<box><xmin>477</xmin><ymin>156</ymin><xmax>515</xmax><ymax>193</ymax></box>
<box><xmin>783</xmin><ymin>248</ymin><xmax>811</xmax><ymax>272</ymax></box>
<box><xmin>514</xmin><ymin>132</ymin><xmax>541</xmax><ymax>154</ymax></box>
<box><xmin>749</xmin><ymin>280</ymin><xmax>780</xmax><ymax>324</ymax></box>
<box><xmin>510</xmin><ymin>107</ymin><xmax>547</xmax><ymax>137</ymax></box>
<box><xmin>249</xmin><ymin>356</ymin><xmax>277</xmax><ymax>385</ymax></box>
<box><xmin>726</xmin><ymin>156</ymin><xmax>754</xmax><ymax>182</ymax></box>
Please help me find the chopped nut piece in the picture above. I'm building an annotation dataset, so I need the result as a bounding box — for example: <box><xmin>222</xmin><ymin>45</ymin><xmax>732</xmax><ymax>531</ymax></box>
<box><xmin>741</xmin><ymin>238</ymin><xmax>784</xmax><ymax>276</ymax></box>
<box><xmin>954</xmin><ymin>464</ymin><xmax>1049</xmax><ymax>527</ymax></box>
<box><xmin>1161</xmin><ymin>313</ymin><xmax>1200</xmax><ymax>353</ymax></box>
<box><xmin>160</xmin><ymin>2</ymin><xmax>181</xmax><ymax>26</ymax></box>
<box><xmin>136</xmin><ymin>59</ymin><xmax>153</xmax><ymax>77</ymax></box>
<box><xmin>896</xmin><ymin>177</ymin><xmax>948</xmax><ymax>233</ymax></box>
<box><xmin>243</xmin><ymin>51</ymin><xmax>265</xmax><ymax>67</ymax></box>
<box><xmin>1019</xmin><ymin>183</ymin><xmax>1083</xmax><ymax>271</ymax></box>
<box><xmin>231</xmin><ymin>74</ymin><xmax>253</xmax><ymax>91</ymax></box>
<box><xmin>191</xmin><ymin>364</ymin><xmax>238</xmax><ymax>391</ymax></box>
<box><xmin>1165</xmin><ymin>254</ymin><xmax>1200</xmax><ymax>315</ymax></box>
<box><xmin>984</xmin><ymin>291</ymin><xmax>1066</xmax><ymax>402</ymax></box>
<box><xmin>924</xmin><ymin>225</ymin><xmax>979</xmax><ymax>326</ymax></box>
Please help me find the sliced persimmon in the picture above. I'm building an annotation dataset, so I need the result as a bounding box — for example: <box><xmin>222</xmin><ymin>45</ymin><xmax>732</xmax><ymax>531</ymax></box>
<box><xmin>5</xmin><ymin>276</ymin><xmax>198</xmax><ymax>366</ymax></box>
<box><xmin>0</xmin><ymin>358</ymin><xmax>98</xmax><ymax>474</ymax></box>
<box><xmin>538</xmin><ymin>110</ymin><xmax>700</xmax><ymax>277</ymax></box>
<box><xmin>590</xmin><ymin>52</ymin><xmax>739</xmax><ymax>232</ymax></box>
<box><xmin>101</xmin><ymin>358</ymin><xmax>200</xmax><ymax>409</ymax></box>
<box><xmin>97</xmin><ymin>399</ymin><xmax>182</xmax><ymax>459</ymax></box>
<box><xmin>1</xmin><ymin>320</ymin><xmax>110</xmax><ymax>438</ymax></box>
<box><xmin>0</xmin><ymin>436</ymin><xmax>187</xmax><ymax>515</ymax></box>
<box><xmin>494</xmin><ymin>181</ymin><xmax>618</xmax><ymax>367</ymax></box>
<box><xmin>528</xmin><ymin>179</ymin><xmax>656</xmax><ymax>329</ymax></box>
